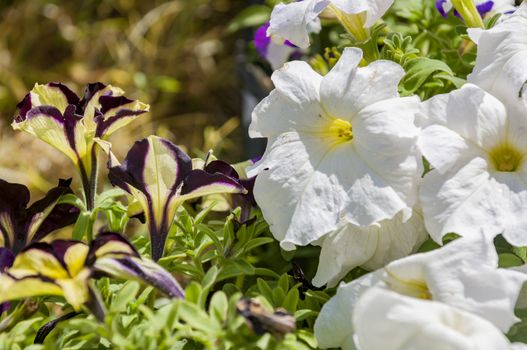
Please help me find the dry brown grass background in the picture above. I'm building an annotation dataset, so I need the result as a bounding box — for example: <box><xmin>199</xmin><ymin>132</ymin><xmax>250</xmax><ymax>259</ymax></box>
<box><xmin>0</xmin><ymin>0</ymin><xmax>250</xmax><ymax>194</ymax></box>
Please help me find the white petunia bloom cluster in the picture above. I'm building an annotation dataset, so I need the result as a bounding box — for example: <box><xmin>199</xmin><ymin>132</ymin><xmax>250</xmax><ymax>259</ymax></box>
<box><xmin>249</xmin><ymin>1</ymin><xmax>527</xmax><ymax>349</ymax></box>
<box><xmin>314</xmin><ymin>237</ymin><xmax>527</xmax><ymax>349</ymax></box>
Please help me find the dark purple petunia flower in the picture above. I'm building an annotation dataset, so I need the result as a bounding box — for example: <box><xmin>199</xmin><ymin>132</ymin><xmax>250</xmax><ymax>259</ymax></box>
<box><xmin>0</xmin><ymin>247</ymin><xmax>14</xmax><ymax>314</ymax></box>
<box><xmin>0</xmin><ymin>178</ymin><xmax>79</xmax><ymax>255</ymax></box>
<box><xmin>202</xmin><ymin>160</ymin><xmax>257</xmax><ymax>222</ymax></box>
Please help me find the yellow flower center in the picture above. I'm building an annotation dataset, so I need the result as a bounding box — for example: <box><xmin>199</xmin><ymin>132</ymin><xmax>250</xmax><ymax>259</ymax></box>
<box><xmin>328</xmin><ymin>4</ymin><xmax>370</xmax><ymax>42</ymax></box>
<box><xmin>385</xmin><ymin>270</ymin><xmax>432</xmax><ymax>300</ymax></box>
<box><xmin>488</xmin><ymin>143</ymin><xmax>524</xmax><ymax>172</ymax></box>
<box><xmin>326</xmin><ymin>118</ymin><xmax>353</xmax><ymax>143</ymax></box>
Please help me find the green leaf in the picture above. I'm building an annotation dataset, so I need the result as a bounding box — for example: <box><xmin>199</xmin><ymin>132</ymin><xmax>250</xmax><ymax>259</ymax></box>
<box><xmin>194</xmin><ymin>205</ymin><xmax>215</xmax><ymax>225</ymax></box>
<box><xmin>272</xmin><ymin>287</ymin><xmax>286</xmax><ymax>306</ymax></box>
<box><xmin>95</xmin><ymin>188</ymin><xmax>128</xmax><ymax>208</ymax></box>
<box><xmin>282</xmin><ymin>288</ymin><xmax>299</xmax><ymax>313</ymax></box>
<box><xmin>417</xmin><ymin>238</ymin><xmax>441</xmax><ymax>253</ymax></box>
<box><xmin>226</xmin><ymin>5</ymin><xmax>270</xmax><ymax>33</ymax></box>
<box><xmin>254</xmin><ymin>267</ymin><xmax>281</xmax><ymax>279</ymax></box>
<box><xmin>257</xmin><ymin>278</ymin><xmax>275</xmax><ymax>304</ymax></box>
<box><xmin>400</xmin><ymin>57</ymin><xmax>455</xmax><ymax>95</ymax></box>
<box><xmin>216</xmin><ymin>259</ymin><xmax>255</xmax><ymax>281</ymax></box>
<box><xmin>10</xmin><ymin>317</ymin><xmax>43</xmax><ymax>335</ymax></box>
<box><xmin>185</xmin><ymin>282</ymin><xmax>202</xmax><ymax>304</ymax></box>
<box><xmin>58</xmin><ymin>193</ymin><xmax>86</xmax><ymax>210</ymax></box>
<box><xmin>296</xmin><ymin>329</ymin><xmax>318</xmax><ymax>348</ymax></box>
<box><xmin>507</xmin><ymin>308</ymin><xmax>527</xmax><ymax>342</ymax></box>
<box><xmin>178</xmin><ymin>300</ymin><xmax>220</xmax><ymax>333</ymax></box>
<box><xmin>277</xmin><ymin>274</ymin><xmax>290</xmax><ymax>292</ymax></box>
<box><xmin>202</xmin><ymin>265</ymin><xmax>219</xmax><ymax>291</ymax></box>
<box><xmin>111</xmin><ymin>281</ymin><xmax>140</xmax><ymax>313</ymax></box>
<box><xmin>294</xmin><ymin>309</ymin><xmax>318</xmax><ymax>322</ymax></box>
<box><xmin>72</xmin><ymin>211</ymin><xmax>93</xmax><ymax>240</ymax></box>
<box><xmin>209</xmin><ymin>291</ymin><xmax>228</xmax><ymax>324</ymax></box>
<box><xmin>433</xmin><ymin>72</ymin><xmax>465</xmax><ymax>88</ymax></box>
<box><xmin>198</xmin><ymin>224</ymin><xmax>224</xmax><ymax>252</ymax></box>
<box><xmin>130</xmin><ymin>286</ymin><xmax>154</xmax><ymax>312</ymax></box>
<box><xmin>499</xmin><ymin>253</ymin><xmax>525</xmax><ymax>268</ymax></box>
<box><xmin>513</xmin><ymin>247</ymin><xmax>527</xmax><ymax>262</ymax></box>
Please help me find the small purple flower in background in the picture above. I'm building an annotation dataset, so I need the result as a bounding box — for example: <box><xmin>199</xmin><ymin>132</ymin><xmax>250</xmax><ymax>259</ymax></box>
<box><xmin>254</xmin><ymin>22</ymin><xmax>303</xmax><ymax>70</ymax></box>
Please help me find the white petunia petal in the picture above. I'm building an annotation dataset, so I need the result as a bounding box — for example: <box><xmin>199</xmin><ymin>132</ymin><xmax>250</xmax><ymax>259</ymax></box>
<box><xmin>420</xmin><ymin>157</ymin><xmax>502</xmax><ymax>242</ymax></box>
<box><xmin>347</xmin><ymin>96</ymin><xmax>421</xmax><ymax>225</ymax></box>
<box><xmin>353</xmin><ymin>288</ymin><xmax>513</xmax><ymax>350</ymax></box>
<box><xmin>490</xmin><ymin>172</ymin><xmax>527</xmax><ymax>247</ymax></box>
<box><xmin>266</xmin><ymin>42</ymin><xmax>297</xmax><ymax>70</ymax></box>
<box><xmin>331</xmin><ymin>0</ymin><xmax>395</xmax><ymax>27</ymax></box>
<box><xmin>418</xmin><ymin>124</ymin><xmax>483</xmax><ymax>174</ymax></box>
<box><xmin>313</xmin><ymin>208</ymin><xmax>426</xmax><ymax>287</ymax></box>
<box><xmin>419</xmin><ymin>84</ymin><xmax>508</xmax><ymax>151</ymax></box>
<box><xmin>385</xmin><ymin>235</ymin><xmax>527</xmax><ymax>331</ymax></box>
<box><xmin>271</xmin><ymin>60</ymin><xmax>322</xmax><ymax>106</ymax></box>
<box><xmin>267</xmin><ymin>0</ymin><xmax>330</xmax><ymax>49</ymax></box>
<box><xmin>320</xmin><ymin>48</ymin><xmax>404</xmax><ymax>121</ymax></box>
<box><xmin>248</xmin><ymin>89</ymin><xmax>324</xmax><ymax>138</ymax></box>
<box><xmin>314</xmin><ymin>272</ymin><xmax>382</xmax><ymax>349</ymax></box>
<box><xmin>251</xmin><ymin>132</ymin><xmax>345</xmax><ymax>249</ymax></box>
<box><xmin>468</xmin><ymin>4</ymin><xmax>527</xmax><ymax>98</ymax></box>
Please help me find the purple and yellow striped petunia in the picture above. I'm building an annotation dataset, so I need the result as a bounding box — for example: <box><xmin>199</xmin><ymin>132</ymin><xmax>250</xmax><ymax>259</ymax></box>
<box><xmin>13</xmin><ymin>82</ymin><xmax>149</xmax><ymax>166</ymax></box>
<box><xmin>12</xmin><ymin>83</ymin><xmax>149</xmax><ymax>210</ymax></box>
<box><xmin>108</xmin><ymin>135</ymin><xmax>247</xmax><ymax>261</ymax></box>
<box><xmin>0</xmin><ymin>232</ymin><xmax>184</xmax><ymax>320</ymax></box>
<box><xmin>0</xmin><ymin>178</ymin><xmax>79</xmax><ymax>255</ymax></box>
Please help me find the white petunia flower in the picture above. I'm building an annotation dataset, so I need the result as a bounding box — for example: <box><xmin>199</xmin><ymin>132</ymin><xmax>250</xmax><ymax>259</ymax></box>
<box><xmin>312</xmin><ymin>207</ymin><xmax>427</xmax><ymax>287</ymax></box>
<box><xmin>468</xmin><ymin>4</ymin><xmax>527</xmax><ymax>102</ymax></box>
<box><xmin>353</xmin><ymin>288</ymin><xmax>514</xmax><ymax>350</ymax></box>
<box><xmin>268</xmin><ymin>0</ymin><xmax>394</xmax><ymax>48</ymax></box>
<box><xmin>314</xmin><ymin>272</ymin><xmax>381</xmax><ymax>349</ymax></box>
<box><xmin>418</xmin><ymin>83</ymin><xmax>527</xmax><ymax>246</ymax></box>
<box><xmin>314</xmin><ymin>236</ymin><xmax>527</xmax><ymax>349</ymax></box>
<box><xmin>248</xmin><ymin>47</ymin><xmax>421</xmax><ymax>250</ymax></box>
<box><xmin>382</xmin><ymin>235</ymin><xmax>526</xmax><ymax>331</ymax></box>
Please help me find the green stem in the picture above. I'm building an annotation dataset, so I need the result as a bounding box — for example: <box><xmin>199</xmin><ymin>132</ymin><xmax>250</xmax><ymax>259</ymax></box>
<box><xmin>78</xmin><ymin>160</ymin><xmax>93</xmax><ymax>211</ymax></box>
<box><xmin>89</xmin><ymin>147</ymin><xmax>99</xmax><ymax>211</ymax></box>
<box><xmin>77</xmin><ymin>146</ymin><xmax>99</xmax><ymax>241</ymax></box>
